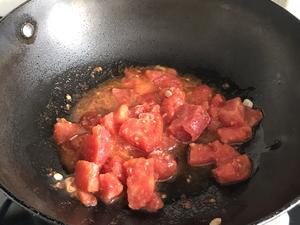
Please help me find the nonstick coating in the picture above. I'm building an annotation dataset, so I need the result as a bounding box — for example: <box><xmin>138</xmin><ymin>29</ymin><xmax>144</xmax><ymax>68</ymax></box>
<box><xmin>0</xmin><ymin>0</ymin><xmax>300</xmax><ymax>225</ymax></box>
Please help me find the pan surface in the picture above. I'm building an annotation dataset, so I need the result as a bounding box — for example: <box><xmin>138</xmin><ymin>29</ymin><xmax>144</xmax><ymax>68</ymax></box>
<box><xmin>0</xmin><ymin>0</ymin><xmax>299</xmax><ymax>224</ymax></box>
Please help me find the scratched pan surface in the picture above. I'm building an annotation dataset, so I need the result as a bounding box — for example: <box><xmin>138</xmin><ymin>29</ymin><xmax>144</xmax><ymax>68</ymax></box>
<box><xmin>0</xmin><ymin>0</ymin><xmax>300</xmax><ymax>225</ymax></box>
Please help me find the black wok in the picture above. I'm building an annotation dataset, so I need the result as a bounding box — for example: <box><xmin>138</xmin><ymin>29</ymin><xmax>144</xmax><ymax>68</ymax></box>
<box><xmin>0</xmin><ymin>0</ymin><xmax>299</xmax><ymax>224</ymax></box>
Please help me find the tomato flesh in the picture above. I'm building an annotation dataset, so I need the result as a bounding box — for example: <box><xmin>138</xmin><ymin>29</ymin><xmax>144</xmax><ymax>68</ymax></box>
<box><xmin>98</xmin><ymin>172</ymin><xmax>123</xmax><ymax>204</ymax></box>
<box><xmin>75</xmin><ymin>160</ymin><xmax>100</xmax><ymax>193</ymax></box>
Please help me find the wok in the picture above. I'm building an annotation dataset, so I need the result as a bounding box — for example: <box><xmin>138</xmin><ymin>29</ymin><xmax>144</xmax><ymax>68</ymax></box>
<box><xmin>0</xmin><ymin>0</ymin><xmax>299</xmax><ymax>224</ymax></box>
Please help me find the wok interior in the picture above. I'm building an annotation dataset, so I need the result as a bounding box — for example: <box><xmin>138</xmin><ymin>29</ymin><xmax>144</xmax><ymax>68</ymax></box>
<box><xmin>0</xmin><ymin>0</ymin><xmax>299</xmax><ymax>224</ymax></box>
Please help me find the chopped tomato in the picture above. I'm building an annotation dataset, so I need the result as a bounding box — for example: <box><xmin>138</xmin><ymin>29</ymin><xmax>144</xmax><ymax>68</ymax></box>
<box><xmin>218</xmin><ymin>97</ymin><xmax>245</xmax><ymax>127</ymax></box>
<box><xmin>190</xmin><ymin>84</ymin><xmax>213</xmax><ymax>105</ymax></box>
<box><xmin>157</xmin><ymin>135</ymin><xmax>178</xmax><ymax>151</ymax></box>
<box><xmin>114</xmin><ymin>104</ymin><xmax>129</xmax><ymax>125</ymax></box>
<box><xmin>77</xmin><ymin>191</ymin><xmax>97</xmax><ymax>207</ymax></box>
<box><xmin>119</xmin><ymin>112</ymin><xmax>163</xmax><ymax>152</ymax></box>
<box><xmin>98</xmin><ymin>172</ymin><xmax>123</xmax><ymax>204</ymax></box>
<box><xmin>100</xmin><ymin>112</ymin><xmax>117</xmax><ymax>135</ymax></box>
<box><xmin>59</xmin><ymin>134</ymin><xmax>87</xmax><ymax>172</ymax></box>
<box><xmin>188</xmin><ymin>143</ymin><xmax>214</xmax><ymax>166</ymax></box>
<box><xmin>161</xmin><ymin>88</ymin><xmax>186</xmax><ymax>123</ymax></box>
<box><xmin>145</xmin><ymin>68</ymin><xmax>182</xmax><ymax>91</ymax></box>
<box><xmin>149</xmin><ymin>150</ymin><xmax>177</xmax><ymax>181</ymax></box>
<box><xmin>123</xmin><ymin>76</ymin><xmax>156</xmax><ymax>95</ymax></box>
<box><xmin>124</xmin><ymin>158</ymin><xmax>155</xmax><ymax>210</ymax></box>
<box><xmin>218</xmin><ymin>126</ymin><xmax>252</xmax><ymax>144</ymax></box>
<box><xmin>79</xmin><ymin>112</ymin><xmax>101</xmax><ymax>130</ymax></box>
<box><xmin>53</xmin><ymin>118</ymin><xmax>84</xmax><ymax>145</ymax></box>
<box><xmin>188</xmin><ymin>141</ymin><xmax>240</xmax><ymax>166</ymax></box>
<box><xmin>209</xmin><ymin>94</ymin><xmax>226</xmax><ymax>119</ymax></box>
<box><xmin>81</xmin><ymin>125</ymin><xmax>111</xmax><ymax>166</ymax></box>
<box><xmin>112</xmin><ymin>88</ymin><xmax>136</xmax><ymax>106</ymax></box>
<box><xmin>244</xmin><ymin>107</ymin><xmax>263</xmax><ymax>127</ymax></box>
<box><xmin>168</xmin><ymin>104</ymin><xmax>211</xmax><ymax>143</ymax></box>
<box><xmin>144</xmin><ymin>192</ymin><xmax>164</xmax><ymax>212</ymax></box>
<box><xmin>213</xmin><ymin>154</ymin><xmax>252</xmax><ymax>184</ymax></box>
<box><xmin>102</xmin><ymin>156</ymin><xmax>126</xmax><ymax>184</ymax></box>
<box><xmin>75</xmin><ymin>160</ymin><xmax>100</xmax><ymax>193</ymax></box>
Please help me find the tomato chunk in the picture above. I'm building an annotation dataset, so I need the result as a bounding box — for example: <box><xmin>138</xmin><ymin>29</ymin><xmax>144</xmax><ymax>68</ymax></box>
<box><xmin>79</xmin><ymin>112</ymin><xmax>101</xmax><ymax>130</ymax></box>
<box><xmin>168</xmin><ymin>104</ymin><xmax>211</xmax><ymax>143</ymax></box>
<box><xmin>81</xmin><ymin>125</ymin><xmax>111</xmax><ymax>166</ymax></box>
<box><xmin>53</xmin><ymin>118</ymin><xmax>84</xmax><ymax>145</ymax></box>
<box><xmin>77</xmin><ymin>191</ymin><xmax>97</xmax><ymax>207</ymax></box>
<box><xmin>145</xmin><ymin>68</ymin><xmax>182</xmax><ymax>91</ymax></box>
<box><xmin>124</xmin><ymin>158</ymin><xmax>155</xmax><ymax>210</ymax></box>
<box><xmin>213</xmin><ymin>154</ymin><xmax>252</xmax><ymax>184</ymax></box>
<box><xmin>217</xmin><ymin>126</ymin><xmax>252</xmax><ymax>144</ymax></box>
<box><xmin>98</xmin><ymin>172</ymin><xmax>123</xmax><ymax>204</ymax></box>
<box><xmin>102</xmin><ymin>156</ymin><xmax>126</xmax><ymax>184</ymax></box>
<box><xmin>100</xmin><ymin>112</ymin><xmax>117</xmax><ymax>136</ymax></box>
<box><xmin>59</xmin><ymin>134</ymin><xmax>87</xmax><ymax>172</ymax></box>
<box><xmin>161</xmin><ymin>88</ymin><xmax>186</xmax><ymax>123</ymax></box>
<box><xmin>149</xmin><ymin>150</ymin><xmax>177</xmax><ymax>181</ymax></box>
<box><xmin>218</xmin><ymin>97</ymin><xmax>245</xmax><ymax>127</ymax></box>
<box><xmin>112</xmin><ymin>88</ymin><xmax>136</xmax><ymax>106</ymax></box>
<box><xmin>144</xmin><ymin>192</ymin><xmax>164</xmax><ymax>212</ymax></box>
<box><xmin>75</xmin><ymin>160</ymin><xmax>100</xmax><ymax>193</ymax></box>
<box><xmin>188</xmin><ymin>141</ymin><xmax>239</xmax><ymax>166</ymax></box>
<box><xmin>190</xmin><ymin>84</ymin><xmax>213</xmax><ymax>105</ymax></box>
<box><xmin>244</xmin><ymin>107</ymin><xmax>263</xmax><ymax>127</ymax></box>
<box><xmin>119</xmin><ymin>111</ymin><xmax>163</xmax><ymax>152</ymax></box>
<box><xmin>114</xmin><ymin>104</ymin><xmax>129</xmax><ymax>125</ymax></box>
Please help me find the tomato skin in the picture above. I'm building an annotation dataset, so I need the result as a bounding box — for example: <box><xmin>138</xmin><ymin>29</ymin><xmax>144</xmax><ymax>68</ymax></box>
<box><xmin>217</xmin><ymin>126</ymin><xmax>252</xmax><ymax>144</ymax></box>
<box><xmin>102</xmin><ymin>156</ymin><xmax>126</xmax><ymax>184</ymax></box>
<box><xmin>98</xmin><ymin>172</ymin><xmax>123</xmax><ymax>204</ymax></box>
<box><xmin>168</xmin><ymin>104</ymin><xmax>211</xmax><ymax>143</ymax></box>
<box><xmin>144</xmin><ymin>192</ymin><xmax>164</xmax><ymax>212</ymax></box>
<box><xmin>75</xmin><ymin>160</ymin><xmax>100</xmax><ymax>193</ymax></box>
<box><xmin>81</xmin><ymin>125</ymin><xmax>111</xmax><ymax>166</ymax></box>
<box><xmin>190</xmin><ymin>84</ymin><xmax>213</xmax><ymax>105</ymax></box>
<box><xmin>119</xmin><ymin>111</ymin><xmax>163</xmax><ymax>153</ymax></box>
<box><xmin>213</xmin><ymin>154</ymin><xmax>252</xmax><ymax>184</ymax></box>
<box><xmin>218</xmin><ymin>97</ymin><xmax>245</xmax><ymax>127</ymax></box>
<box><xmin>149</xmin><ymin>150</ymin><xmax>177</xmax><ymax>181</ymax></box>
<box><xmin>77</xmin><ymin>190</ymin><xmax>97</xmax><ymax>207</ymax></box>
<box><xmin>54</xmin><ymin>118</ymin><xmax>83</xmax><ymax>145</ymax></box>
<box><xmin>124</xmin><ymin>158</ymin><xmax>155</xmax><ymax>210</ymax></box>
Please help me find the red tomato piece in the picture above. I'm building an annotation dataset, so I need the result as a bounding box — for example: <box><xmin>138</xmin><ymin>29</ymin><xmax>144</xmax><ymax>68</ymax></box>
<box><xmin>59</xmin><ymin>134</ymin><xmax>87</xmax><ymax>172</ymax></box>
<box><xmin>209</xmin><ymin>94</ymin><xmax>226</xmax><ymax>119</ymax></box>
<box><xmin>112</xmin><ymin>88</ymin><xmax>136</xmax><ymax>106</ymax></box>
<box><xmin>114</xmin><ymin>104</ymin><xmax>129</xmax><ymax>125</ymax></box>
<box><xmin>79</xmin><ymin>112</ymin><xmax>101</xmax><ymax>131</ymax></box>
<box><xmin>156</xmin><ymin>135</ymin><xmax>178</xmax><ymax>152</ymax></box>
<box><xmin>145</xmin><ymin>68</ymin><xmax>182</xmax><ymax>91</ymax></box>
<box><xmin>124</xmin><ymin>158</ymin><xmax>155</xmax><ymax>210</ymax></box>
<box><xmin>123</xmin><ymin>77</ymin><xmax>156</xmax><ymax>95</ymax></box>
<box><xmin>213</xmin><ymin>154</ymin><xmax>252</xmax><ymax>184</ymax></box>
<box><xmin>168</xmin><ymin>104</ymin><xmax>211</xmax><ymax>143</ymax></box>
<box><xmin>244</xmin><ymin>107</ymin><xmax>263</xmax><ymax>127</ymax></box>
<box><xmin>188</xmin><ymin>141</ymin><xmax>240</xmax><ymax>166</ymax></box>
<box><xmin>100</xmin><ymin>112</ymin><xmax>117</xmax><ymax>135</ymax></box>
<box><xmin>77</xmin><ymin>190</ymin><xmax>97</xmax><ymax>207</ymax></box>
<box><xmin>102</xmin><ymin>156</ymin><xmax>126</xmax><ymax>184</ymax></box>
<box><xmin>188</xmin><ymin>143</ymin><xmax>214</xmax><ymax>166</ymax></box>
<box><xmin>53</xmin><ymin>118</ymin><xmax>84</xmax><ymax>145</ymax></box>
<box><xmin>149</xmin><ymin>150</ymin><xmax>177</xmax><ymax>181</ymax></box>
<box><xmin>119</xmin><ymin>111</ymin><xmax>163</xmax><ymax>152</ymax></box>
<box><xmin>98</xmin><ymin>172</ymin><xmax>123</xmax><ymax>204</ymax></box>
<box><xmin>217</xmin><ymin>126</ymin><xmax>252</xmax><ymax>144</ymax></box>
<box><xmin>75</xmin><ymin>160</ymin><xmax>100</xmax><ymax>193</ymax></box>
<box><xmin>81</xmin><ymin>125</ymin><xmax>111</xmax><ymax>166</ymax></box>
<box><xmin>144</xmin><ymin>192</ymin><xmax>164</xmax><ymax>212</ymax></box>
<box><xmin>161</xmin><ymin>88</ymin><xmax>186</xmax><ymax>123</ymax></box>
<box><xmin>190</xmin><ymin>84</ymin><xmax>213</xmax><ymax>105</ymax></box>
<box><xmin>210</xmin><ymin>140</ymin><xmax>240</xmax><ymax>166</ymax></box>
<box><xmin>218</xmin><ymin>97</ymin><xmax>245</xmax><ymax>127</ymax></box>
<box><xmin>136</xmin><ymin>92</ymin><xmax>162</xmax><ymax>105</ymax></box>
